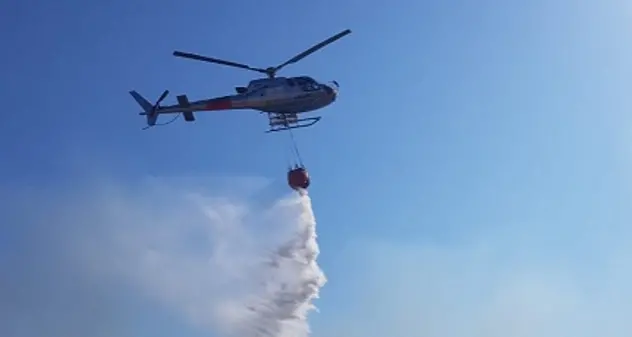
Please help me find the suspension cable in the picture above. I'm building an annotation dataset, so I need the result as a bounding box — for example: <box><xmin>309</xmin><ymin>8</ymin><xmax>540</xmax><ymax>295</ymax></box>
<box><xmin>142</xmin><ymin>113</ymin><xmax>182</xmax><ymax>130</ymax></box>
<box><xmin>287</xmin><ymin>125</ymin><xmax>304</xmax><ymax>167</ymax></box>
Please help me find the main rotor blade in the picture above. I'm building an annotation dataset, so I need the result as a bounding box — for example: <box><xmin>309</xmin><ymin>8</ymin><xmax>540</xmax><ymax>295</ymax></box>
<box><xmin>273</xmin><ymin>29</ymin><xmax>352</xmax><ymax>72</ymax></box>
<box><xmin>173</xmin><ymin>51</ymin><xmax>269</xmax><ymax>74</ymax></box>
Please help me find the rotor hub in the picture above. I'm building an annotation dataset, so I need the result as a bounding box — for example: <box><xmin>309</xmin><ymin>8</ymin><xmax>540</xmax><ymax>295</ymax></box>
<box><xmin>265</xmin><ymin>67</ymin><xmax>277</xmax><ymax>78</ymax></box>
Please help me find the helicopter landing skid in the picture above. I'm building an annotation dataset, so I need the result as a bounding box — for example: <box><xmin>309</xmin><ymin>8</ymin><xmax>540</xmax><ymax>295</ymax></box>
<box><xmin>266</xmin><ymin>115</ymin><xmax>321</xmax><ymax>133</ymax></box>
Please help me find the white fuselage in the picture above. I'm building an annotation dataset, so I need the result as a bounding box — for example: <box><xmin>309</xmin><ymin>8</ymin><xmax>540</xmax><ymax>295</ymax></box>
<box><xmin>234</xmin><ymin>76</ymin><xmax>338</xmax><ymax>114</ymax></box>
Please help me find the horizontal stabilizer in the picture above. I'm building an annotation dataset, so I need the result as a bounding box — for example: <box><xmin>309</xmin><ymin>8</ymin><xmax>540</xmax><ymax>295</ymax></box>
<box><xmin>177</xmin><ymin>94</ymin><xmax>195</xmax><ymax>122</ymax></box>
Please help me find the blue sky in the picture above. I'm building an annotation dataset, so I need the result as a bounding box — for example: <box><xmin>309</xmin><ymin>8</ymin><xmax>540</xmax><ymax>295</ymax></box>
<box><xmin>3</xmin><ymin>0</ymin><xmax>632</xmax><ymax>336</ymax></box>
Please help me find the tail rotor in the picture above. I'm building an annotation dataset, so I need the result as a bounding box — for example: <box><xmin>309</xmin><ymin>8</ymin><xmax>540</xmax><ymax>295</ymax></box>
<box><xmin>130</xmin><ymin>89</ymin><xmax>169</xmax><ymax>128</ymax></box>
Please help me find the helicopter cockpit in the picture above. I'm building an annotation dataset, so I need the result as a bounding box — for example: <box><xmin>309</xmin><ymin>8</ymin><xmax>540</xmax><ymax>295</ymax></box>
<box><xmin>291</xmin><ymin>76</ymin><xmax>320</xmax><ymax>91</ymax></box>
<box><xmin>241</xmin><ymin>76</ymin><xmax>338</xmax><ymax>96</ymax></box>
<box><xmin>286</xmin><ymin>76</ymin><xmax>339</xmax><ymax>93</ymax></box>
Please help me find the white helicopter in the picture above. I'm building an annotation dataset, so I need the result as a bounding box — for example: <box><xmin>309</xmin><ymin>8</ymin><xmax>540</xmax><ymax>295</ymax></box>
<box><xmin>130</xmin><ymin>29</ymin><xmax>352</xmax><ymax>133</ymax></box>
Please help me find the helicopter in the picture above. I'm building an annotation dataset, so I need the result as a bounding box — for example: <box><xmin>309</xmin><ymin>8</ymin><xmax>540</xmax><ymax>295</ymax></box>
<box><xmin>130</xmin><ymin>29</ymin><xmax>352</xmax><ymax>132</ymax></box>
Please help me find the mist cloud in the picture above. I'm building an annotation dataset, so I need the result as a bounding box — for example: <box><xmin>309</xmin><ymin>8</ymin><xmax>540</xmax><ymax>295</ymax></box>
<box><xmin>3</xmin><ymin>175</ymin><xmax>631</xmax><ymax>337</ymax></box>
<box><xmin>0</xmin><ymin>177</ymin><xmax>312</xmax><ymax>337</ymax></box>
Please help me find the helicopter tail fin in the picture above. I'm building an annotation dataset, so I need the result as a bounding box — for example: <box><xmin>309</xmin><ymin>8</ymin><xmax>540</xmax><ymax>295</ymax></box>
<box><xmin>130</xmin><ymin>90</ymin><xmax>168</xmax><ymax>127</ymax></box>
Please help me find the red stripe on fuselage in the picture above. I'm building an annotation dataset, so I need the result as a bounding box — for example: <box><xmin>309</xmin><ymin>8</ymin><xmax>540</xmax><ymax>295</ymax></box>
<box><xmin>205</xmin><ymin>98</ymin><xmax>232</xmax><ymax>110</ymax></box>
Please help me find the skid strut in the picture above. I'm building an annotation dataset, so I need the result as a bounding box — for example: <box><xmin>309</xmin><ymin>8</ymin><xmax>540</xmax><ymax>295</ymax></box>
<box><xmin>266</xmin><ymin>113</ymin><xmax>321</xmax><ymax>133</ymax></box>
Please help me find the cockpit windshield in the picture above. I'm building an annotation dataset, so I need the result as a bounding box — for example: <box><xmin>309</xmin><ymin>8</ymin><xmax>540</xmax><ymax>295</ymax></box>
<box><xmin>294</xmin><ymin>76</ymin><xmax>320</xmax><ymax>91</ymax></box>
<box><xmin>295</xmin><ymin>76</ymin><xmax>316</xmax><ymax>84</ymax></box>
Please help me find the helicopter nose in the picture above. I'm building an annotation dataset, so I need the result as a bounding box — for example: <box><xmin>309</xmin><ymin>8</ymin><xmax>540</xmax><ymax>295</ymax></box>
<box><xmin>324</xmin><ymin>81</ymin><xmax>338</xmax><ymax>97</ymax></box>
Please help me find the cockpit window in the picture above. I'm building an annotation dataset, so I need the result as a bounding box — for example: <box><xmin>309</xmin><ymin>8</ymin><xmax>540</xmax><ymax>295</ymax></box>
<box><xmin>296</xmin><ymin>76</ymin><xmax>315</xmax><ymax>84</ymax></box>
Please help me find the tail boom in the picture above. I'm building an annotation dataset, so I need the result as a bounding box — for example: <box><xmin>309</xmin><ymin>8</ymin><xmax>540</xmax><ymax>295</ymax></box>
<box><xmin>151</xmin><ymin>96</ymin><xmax>235</xmax><ymax>114</ymax></box>
<box><xmin>130</xmin><ymin>90</ymin><xmax>246</xmax><ymax>128</ymax></box>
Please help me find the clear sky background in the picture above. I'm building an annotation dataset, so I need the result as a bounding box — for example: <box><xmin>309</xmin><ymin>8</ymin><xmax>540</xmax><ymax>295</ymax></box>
<box><xmin>2</xmin><ymin>0</ymin><xmax>632</xmax><ymax>336</ymax></box>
